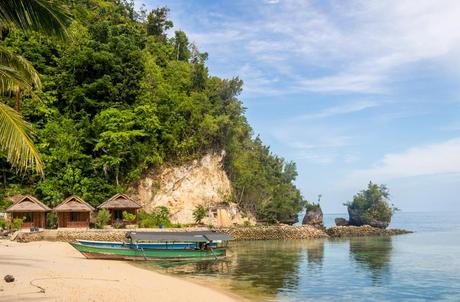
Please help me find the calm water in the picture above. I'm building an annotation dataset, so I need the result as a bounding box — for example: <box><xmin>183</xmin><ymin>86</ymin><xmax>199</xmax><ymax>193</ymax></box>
<box><xmin>138</xmin><ymin>212</ymin><xmax>460</xmax><ymax>301</ymax></box>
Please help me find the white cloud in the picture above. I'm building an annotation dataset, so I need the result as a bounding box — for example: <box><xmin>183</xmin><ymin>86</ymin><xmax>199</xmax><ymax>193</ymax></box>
<box><xmin>297</xmin><ymin>100</ymin><xmax>379</xmax><ymax>120</ymax></box>
<box><xmin>164</xmin><ymin>0</ymin><xmax>460</xmax><ymax>95</ymax></box>
<box><xmin>345</xmin><ymin>137</ymin><xmax>460</xmax><ymax>184</ymax></box>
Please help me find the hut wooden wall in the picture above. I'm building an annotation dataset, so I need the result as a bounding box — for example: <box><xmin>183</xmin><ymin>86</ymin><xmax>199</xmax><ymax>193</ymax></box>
<box><xmin>12</xmin><ymin>212</ymin><xmax>45</xmax><ymax>228</ymax></box>
<box><xmin>57</xmin><ymin>212</ymin><xmax>90</xmax><ymax>228</ymax></box>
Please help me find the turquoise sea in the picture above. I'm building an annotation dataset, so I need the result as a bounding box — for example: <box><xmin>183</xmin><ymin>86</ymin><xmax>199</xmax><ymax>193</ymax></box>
<box><xmin>140</xmin><ymin>212</ymin><xmax>460</xmax><ymax>301</ymax></box>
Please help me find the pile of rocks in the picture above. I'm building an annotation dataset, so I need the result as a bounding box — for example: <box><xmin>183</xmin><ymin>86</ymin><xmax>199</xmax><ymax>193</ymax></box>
<box><xmin>220</xmin><ymin>225</ymin><xmax>328</xmax><ymax>240</ymax></box>
<box><xmin>326</xmin><ymin>225</ymin><xmax>412</xmax><ymax>238</ymax></box>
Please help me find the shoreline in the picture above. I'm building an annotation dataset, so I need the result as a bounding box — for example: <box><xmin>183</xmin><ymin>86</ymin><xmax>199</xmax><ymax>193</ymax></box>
<box><xmin>0</xmin><ymin>240</ymin><xmax>242</xmax><ymax>302</ymax></box>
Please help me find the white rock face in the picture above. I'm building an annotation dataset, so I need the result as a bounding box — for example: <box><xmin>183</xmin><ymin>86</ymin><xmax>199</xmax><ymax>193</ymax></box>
<box><xmin>131</xmin><ymin>152</ymin><xmax>248</xmax><ymax>225</ymax></box>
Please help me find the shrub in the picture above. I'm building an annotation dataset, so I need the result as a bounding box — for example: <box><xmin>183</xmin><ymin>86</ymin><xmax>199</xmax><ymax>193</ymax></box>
<box><xmin>46</xmin><ymin>212</ymin><xmax>58</xmax><ymax>229</ymax></box>
<box><xmin>113</xmin><ymin>221</ymin><xmax>125</xmax><ymax>229</ymax></box>
<box><xmin>344</xmin><ymin>182</ymin><xmax>397</xmax><ymax>223</ymax></box>
<box><xmin>95</xmin><ymin>209</ymin><xmax>111</xmax><ymax>229</ymax></box>
<box><xmin>243</xmin><ymin>220</ymin><xmax>252</xmax><ymax>227</ymax></box>
<box><xmin>305</xmin><ymin>202</ymin><xmax>320</xmax><ymax>212</ymax></box>
<box><xmin>193</xmin><ymin>205</ymin><xmax>206</xmax><ymax>224</ymax></box>
<box><xmin>12</xmin><ymin>218</ymin><xmax>24</xmax><ymax>230</ymax></box>
<box><xmin>0</xmin><ymin>219</ymin><xmax>6</xmax><ymax>230</ymax></box>
<box><xmin>122</xmin><ymin>211</ymin><xmax>136</xmax><ymax>223</ymax></box>
<box><xmin>138</xmin><ymin>207</ymin><xmax>171</xmax><ymax>228</ymax></box>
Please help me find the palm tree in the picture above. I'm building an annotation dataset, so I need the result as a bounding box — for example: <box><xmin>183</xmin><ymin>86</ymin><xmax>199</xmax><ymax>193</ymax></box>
<box><xmin>0</xmin><ymin>0</ymin><xmax>70</xmax><ymax>176</ymax></box>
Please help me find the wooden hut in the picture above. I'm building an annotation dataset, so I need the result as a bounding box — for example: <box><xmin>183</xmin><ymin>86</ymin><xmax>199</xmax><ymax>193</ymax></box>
<box><xmin>6</xmin><ymin>195</ymin><xmax>50</xmax><ymax>229</ymax></box>
<box><xmin>98</xmin><ymin>193</ymin><xmax>141</xmax><ymax>224</ymax></box>
<box><xmin>54</xmin><ymin>196</ymin><xmax>95</xmax><ymax>228</ymax></box>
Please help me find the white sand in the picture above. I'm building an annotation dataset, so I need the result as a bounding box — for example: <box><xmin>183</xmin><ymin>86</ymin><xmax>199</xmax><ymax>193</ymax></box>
<box><xmin>0</xmin><ymin>240</ymin><xmax>241</xmax><ymax>302</ymax></box>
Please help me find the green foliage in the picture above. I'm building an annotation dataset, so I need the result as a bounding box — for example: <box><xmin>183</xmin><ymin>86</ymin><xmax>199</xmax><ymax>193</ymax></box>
<box><xmin>0</xmin><ymin>199</ymin><xmax>12</xmax><ymax>212</ymax></box>
<box><xmin>12</xmin><ymin>217</ymin><xmax>23</xmax><ymax>230</ymax></box>
<box><xmin>305</xmin><ymin>202</ymin><xmax>320</xmax><ymax>212</ymax></box>
<box><xmin>113</xmin><ymin>220</ymin><xmax>125</xmax><ymax>229</ymax></box>
<box><xmin>46</xmin><ymin>211</ymin><xmax>58</xmax><ymax>229</ymax></box>
<box><xmin>145</xmin><ymin>7</ymin><xmax>173</xmax><ymax>38</ymax></box>
<box><xmin>122</xmin><ymin>210</ymin><xmax>136</xmax><ymax>222</ymax></box>
<box><xmin>138</xmin><ymin>206</ymin><xmax>171</xmax><ymax>228</ymax></box>
<box><xmin>95</xmin><ymin>209</ymin><xmax>111</xmax><ymax>229</ymax></box>
<box><xmin>0</xmin><ymin>1</ymin><xmax>306</xmax><ymax>225</ymax></box>
<box><xmin>193</xmin><ymin>205</ymin><xmax>206</xmax><ymax>224</ymax></box>
<box><xmin>0</xmin><ymin>219</ymin><xmax>6</xmax><ymax>229</ymax></box>
<box><xmin>345</xmin><ymin>182</ymin><xmax>396</xmax><ymax>223</ymax></box>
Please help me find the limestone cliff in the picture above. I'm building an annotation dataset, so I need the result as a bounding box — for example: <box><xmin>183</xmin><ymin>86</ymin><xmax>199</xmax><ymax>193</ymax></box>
<box><xmin>130</xmin><ymin>152</ymin><xmax>250</xmax><ymax>226</ymax></box>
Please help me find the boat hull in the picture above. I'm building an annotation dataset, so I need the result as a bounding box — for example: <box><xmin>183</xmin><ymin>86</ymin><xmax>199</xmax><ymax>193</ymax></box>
<box><xmin>70</xmin><ymin>242</ymin><xmax>226</xmax><ymax>260</ymax></box>
<box><xmin>77</xmin><ymin>239</ymin><xmax>217</xmax><ymax>249</ymax></box>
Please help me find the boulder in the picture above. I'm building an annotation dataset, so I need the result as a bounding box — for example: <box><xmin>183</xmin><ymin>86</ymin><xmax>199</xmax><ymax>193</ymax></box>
<box><xmin>335</xmin><ymin>217</ymin><xmax>349</xmax><ymax>226</ymax></box>
<box><xmin>347</xmin><ymin>207</ymin><xmax>390</xmax><ymax>229</ymax></box>
<box><xmin>4</xmin><ymin>275</ymin><xmax>14</xmax><ymax>283</ymax></box>
<box><xmin>302</xmin><ymin>207</ymin><xmax>323</xmax><ymax>228</ymax></box>
<box><xmin>368</xmin><ymin>220</ymin><xmax>390</xmax><ymax>229</ymax></box>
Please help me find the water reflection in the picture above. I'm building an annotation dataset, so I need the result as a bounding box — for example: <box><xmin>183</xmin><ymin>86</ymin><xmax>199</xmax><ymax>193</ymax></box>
<box><xmin>306</xmin><ymin>239</ymin><xmax>324</xmax><ymax>268</ymax></box>
<box><xmin>133</xmin><ymin>214</ymin><xmax>460</xmax><ymax>302</ymax></box>
<box><xmin>349</xmin><ymin>236</ymin><xmax>393</xmax><ymax>283</ymax></box>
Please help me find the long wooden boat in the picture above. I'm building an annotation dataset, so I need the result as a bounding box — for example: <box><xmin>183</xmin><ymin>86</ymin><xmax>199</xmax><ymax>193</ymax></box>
<box><xmin>71</xmin><ymin>231</ymin><xmax>231</xmax><ymax>260</ymax></box>
<box><xmin>77</xmin><ymin>239</ymin><xmax>217</xmax><ymax>249</ymax></box>
<box><xmin>70</xmin><ymin>242</ymin><xmax>226</xmax><ymax>260</ymax></box>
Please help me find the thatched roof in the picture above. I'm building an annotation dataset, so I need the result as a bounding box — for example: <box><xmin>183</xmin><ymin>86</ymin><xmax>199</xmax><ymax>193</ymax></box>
<box><xmin>54</xmin><ymin>195</ymin><xmax>95</xmax><ymax>212</ymax></box>
<box><xmin>98</xmin><ymin>193</ymin><xmax>141</xmax><ymax>209</ymax></box>
<box><xmin>6</xmin><ymin>195</ymin><xmax>51</xmax><ymax>212</ymax></box>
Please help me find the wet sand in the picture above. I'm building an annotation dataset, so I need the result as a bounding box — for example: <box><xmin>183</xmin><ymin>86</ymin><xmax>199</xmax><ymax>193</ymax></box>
<box><xmin>0</xmin><ymin>240</ymin><xmax>241</xmax><ymax>302</ymax></box>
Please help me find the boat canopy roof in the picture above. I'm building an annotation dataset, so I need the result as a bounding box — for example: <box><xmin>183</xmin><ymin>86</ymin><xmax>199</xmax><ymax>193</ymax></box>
<box><xmin>125</xmin><ymin>231</ymin><xmax>232</xmax><ymax>242</ymax></box>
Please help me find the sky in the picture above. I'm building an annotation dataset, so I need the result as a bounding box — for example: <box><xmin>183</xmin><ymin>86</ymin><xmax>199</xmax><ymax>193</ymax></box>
<box><xmin>135</xmin><ymin>0</ymin><xmax>460</xmax><ymax>213</ymax></box>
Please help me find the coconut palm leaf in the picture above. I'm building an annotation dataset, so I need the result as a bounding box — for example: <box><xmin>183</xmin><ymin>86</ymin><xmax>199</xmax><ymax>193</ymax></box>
<box><xmin>0</xmin><ymin>46</ymin><xmax>41</xmax><ymax>94</ymax></box>
<box><xmin>0</xmin><ymin>0</ymin><xmax>71</xmax><ymax>39</ymax></box>
<box><xmin>0</xmin><ymin>102</ymin><xmax>43</xmax><ymax>175</ymax></box>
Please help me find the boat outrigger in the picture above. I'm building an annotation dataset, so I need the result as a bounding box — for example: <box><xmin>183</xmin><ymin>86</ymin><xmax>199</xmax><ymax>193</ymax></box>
<box><xmin>70</xmin><ymin>231</ymin><xmax>231</xmax><ymax>260</ymax></box>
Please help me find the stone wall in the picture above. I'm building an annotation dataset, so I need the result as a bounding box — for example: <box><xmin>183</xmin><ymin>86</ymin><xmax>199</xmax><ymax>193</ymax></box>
<box><xmin>14</xmin><ymin>225</ymin><xmax>412</xmax><ymax>242</ymax></box>
<box><xmin>326</xmin><ymin>225</ymin><xmax>412</xmax><ymax>237</ymax></box>
<box><xmin>221</xmin><ymin>225</ymin><xmax>328</xmax><ymax>240</ymax></box>
<box><xmin>16</xmin><ymin>225</ymin><xmax>327</xmax><ymax>242</ymax></box>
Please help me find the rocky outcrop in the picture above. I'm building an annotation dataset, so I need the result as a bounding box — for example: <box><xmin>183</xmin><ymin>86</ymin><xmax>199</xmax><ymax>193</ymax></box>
<box><xmin>131</xmin><ymin>152</ymin><xmax>251</xmax><ymax>226</ymax></box>
<box><xmin>335</xmin><ymin>217</ymin><xmax>349</xmax><ymax>226</ymax></box>
<box><xmin>326</xmin><ymin>225</ymin><xmax>411</xmax><ymax>238</ymax></box>
<box><xmin>348</xmin><ymin>208</ymin><xmax>390</xmax><ymax>229</ymax></box>
<box><xmin>302</xmin><ymin>208</ymin><xmax>323</xmax><ymax>228</ymax></box>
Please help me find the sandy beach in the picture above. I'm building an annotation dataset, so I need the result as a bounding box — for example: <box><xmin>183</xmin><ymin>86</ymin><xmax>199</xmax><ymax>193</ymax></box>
<box><xmin>0</xmin><ymin>240</ymin><xmax>240</xmax><ymax>302</ymax></box>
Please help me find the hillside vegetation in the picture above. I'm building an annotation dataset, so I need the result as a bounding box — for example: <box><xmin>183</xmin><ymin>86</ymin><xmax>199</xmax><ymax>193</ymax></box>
<box><xmin>0</xmin><ymin>0</ymin><xmax>305</xmax><ymax>223</ymax></box>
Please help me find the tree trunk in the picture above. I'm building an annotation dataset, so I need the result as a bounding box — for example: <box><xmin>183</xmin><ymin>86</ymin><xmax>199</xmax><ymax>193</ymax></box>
<box><xmin>15</xmin><ymin>90</ymin><xmax>22</xmax><ymax>112</ymax></box>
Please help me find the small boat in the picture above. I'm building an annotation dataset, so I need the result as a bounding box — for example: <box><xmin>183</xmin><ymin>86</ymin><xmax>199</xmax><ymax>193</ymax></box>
<box><xmin>70</xmin><ymin>231</ymin><xmax>231</xmax><ymax>260</ymax></box>
<box><xmin>77</xmin><ymin>239</ymin><xmax>217</xmax><ymax>249</ymax></box>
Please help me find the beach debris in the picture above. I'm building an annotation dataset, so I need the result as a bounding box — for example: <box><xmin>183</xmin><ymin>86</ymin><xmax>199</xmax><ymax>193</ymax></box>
<box><xmin>4</xmin><ymin>275</ymin><xmax>15</xmax><ymax>283</ymax></box>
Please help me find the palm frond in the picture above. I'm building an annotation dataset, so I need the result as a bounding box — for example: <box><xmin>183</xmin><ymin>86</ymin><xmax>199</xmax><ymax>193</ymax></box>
<box><xmin>0</xmin><ymin>0</ymin><xmax>71</xmax><ymax>39</ymax></box>
<box><xmin>0</xmin><ymin>46</ymin><xmax>41</xmax><ymax>94</ymax></box>
<box><xmin>0</xmin><ymin>102</ymin><xmax>43</xmax><ymax>175</ymax></box>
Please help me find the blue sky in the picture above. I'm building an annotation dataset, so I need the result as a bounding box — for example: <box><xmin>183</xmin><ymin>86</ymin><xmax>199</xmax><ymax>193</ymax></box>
<box><xmin>135</xmin><ymin>0</ymin><xmax>460</xmax><ymax>213</ymax></box>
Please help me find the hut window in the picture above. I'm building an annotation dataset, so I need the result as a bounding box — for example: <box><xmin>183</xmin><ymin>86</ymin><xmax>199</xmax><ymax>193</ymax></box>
<box><xmin>114</xmin><ymin>210</ymin><xmax>123</xmax><ymax>220</ymax></box>
<box><xmin>70</xmin><ymin>212</ymin><xmax>80</xmax><ymax>221</ymax></box>
<box><xmin>23</xmin><ymin>212</ymin><xmax>33</xmax><ymax>222</ymax></box>
<box><xmin>211</xmin><ymin>209</ymin><xmax>218</xmax><ymax>218</ymax></box>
